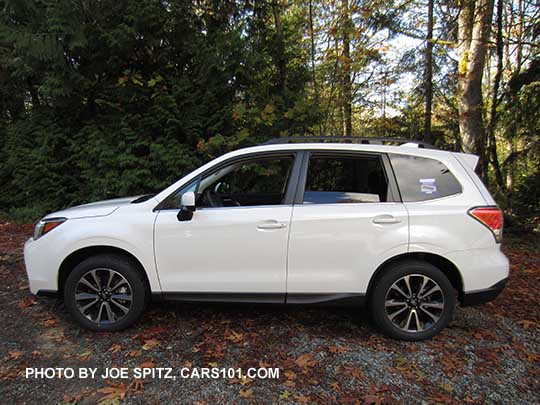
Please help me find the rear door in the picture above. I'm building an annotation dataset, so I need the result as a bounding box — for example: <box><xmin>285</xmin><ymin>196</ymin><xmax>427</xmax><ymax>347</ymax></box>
<box><xmin>287</xmin><ymin>151</ymin><xmax>409</xmax><ymax>297</ymax></box>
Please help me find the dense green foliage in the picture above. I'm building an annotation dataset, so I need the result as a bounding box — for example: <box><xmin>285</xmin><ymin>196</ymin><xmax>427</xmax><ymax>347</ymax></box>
<box><xmin>0</xmin><ymin>0</ymin><xmax>539</xmax><ymax>226</ymax></box>
<box><xmin>0</xmin><ymin>0</ymin><xmax>320</xmax><ymax>220</ymax></box>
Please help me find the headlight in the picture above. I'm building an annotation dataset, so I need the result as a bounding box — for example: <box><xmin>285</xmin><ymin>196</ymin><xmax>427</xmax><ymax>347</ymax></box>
<box><xmin>34</xmin><ymin>217</ymin><xmax>67</xmax><ymax>240</ymax></box>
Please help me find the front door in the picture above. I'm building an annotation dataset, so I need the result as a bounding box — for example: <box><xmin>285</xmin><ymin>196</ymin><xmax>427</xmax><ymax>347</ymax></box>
<box><xmin>154</xmin><ymin>153</ymin><xmax>300</xmax><ymax>300</ymax></box>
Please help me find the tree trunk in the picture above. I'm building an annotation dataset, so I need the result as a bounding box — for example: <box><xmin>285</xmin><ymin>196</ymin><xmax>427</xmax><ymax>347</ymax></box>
<box><xmin>272</xmin><ymin>2</ymin><xmax>286</xmax><ymax>96</ymax></box>
<box><xmin>342</xmin><ymin>0</ymin><xmax>352</xmax><ymax>137</ymax></box>
<box><xmin>487</xmin><ymin>0</ymin><xmax>505</xmax><ymax>191</ymax></box>
<box><xmin>308</xmin><ymin>0</ymin><xmax>322</xmax><ymax>136</ymax></box>
<box><xmin>308</xmin><ymin>0</ymin><xmax>318</xmax><ymax>97</ymax></box>
<box><xmin>423</xmin><ymin>0</ymin><xmax>434</xmax><ymax>144</ymax></box>
<box><xmin>457</xmin><ymin>0</ymin><xmax>494</xmax><ymax>179</ymax></box>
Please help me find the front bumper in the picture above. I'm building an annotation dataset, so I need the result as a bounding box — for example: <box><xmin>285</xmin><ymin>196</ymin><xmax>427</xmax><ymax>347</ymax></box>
<box><xmin>24</xmin><ymin>237</ymin><xmax>60</xmax><ymax>294</ymax></box>
<box><xmin>461</xmin><ymin>278</ymin><xmax>507</xmax><ymax>307</ymax></box>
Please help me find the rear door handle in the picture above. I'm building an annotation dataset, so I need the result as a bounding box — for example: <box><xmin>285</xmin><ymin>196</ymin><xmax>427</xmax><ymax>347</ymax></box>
<box><xmin>372</xmin><ymin>215</ymin><xmax>402</xmax><ymax>224</ymax></box>
<box><xmin>257</xmin><ymin>220</ymin><xmax>287</xmax><ymax>230</ymax></box>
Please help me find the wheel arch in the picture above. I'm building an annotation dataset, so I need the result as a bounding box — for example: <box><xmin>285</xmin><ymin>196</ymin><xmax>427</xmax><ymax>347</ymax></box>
<box><xmin>367</xmin><ymin>252</ymin><xmax>464</xmax><ymax>303</ymax></box>
<box><xmin>58</xmin><ymin>245</ymin><xmax>151</xmax><ymax>295</ymax></box>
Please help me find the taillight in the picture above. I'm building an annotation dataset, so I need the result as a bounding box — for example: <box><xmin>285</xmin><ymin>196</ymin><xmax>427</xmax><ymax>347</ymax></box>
<box><xmin>468</xmin><ymin>207</ymin><xmax>503</xmax><ymax>243</ymax></box>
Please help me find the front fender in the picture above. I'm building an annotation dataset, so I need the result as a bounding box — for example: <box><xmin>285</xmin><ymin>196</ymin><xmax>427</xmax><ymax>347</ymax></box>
<box><xmin>24</xmin><ymin>210</ymin><xmax>161</xmax><ymax>294</ymax></box>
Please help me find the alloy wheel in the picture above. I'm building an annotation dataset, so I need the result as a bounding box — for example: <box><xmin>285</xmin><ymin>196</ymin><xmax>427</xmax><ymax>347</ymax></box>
<box><xmin>74</xmin><ymin>268</ymin><xmax>133</xmax><ymax>325</ymax></box>
<box><xmin>384</xmin><ymin>274</ymin><xmax>445</xmax><ymax>333</ymax></box>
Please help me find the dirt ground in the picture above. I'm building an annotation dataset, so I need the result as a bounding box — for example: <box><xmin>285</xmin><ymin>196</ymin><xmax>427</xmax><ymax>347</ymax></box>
<box><xmin>1</xmin><ymin>222</ymin><xmax>539</xmax><ymax>404</ymax></box>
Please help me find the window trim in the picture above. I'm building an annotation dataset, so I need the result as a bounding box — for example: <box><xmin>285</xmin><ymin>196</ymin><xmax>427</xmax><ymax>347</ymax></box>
<box><xmin>154</xmin><ymin>151</ymin><xmax>305</xmax><ymax>211</ymax></box>
<box><xmin>294</xmin><ymin>151</ymin><xmax>401</xmax><ymax>205</ymax></box>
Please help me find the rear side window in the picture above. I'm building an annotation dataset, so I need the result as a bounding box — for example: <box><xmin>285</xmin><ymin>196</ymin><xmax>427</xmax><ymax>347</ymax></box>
<box><xmin>389</xmin><ymin>154</ymin><xmax>461</xmax><ymax>202</ymax></box>
<box><xmin>304</xmin><ymin>154</ymin><xmax>389</xmax><ymax>203</ymax></box>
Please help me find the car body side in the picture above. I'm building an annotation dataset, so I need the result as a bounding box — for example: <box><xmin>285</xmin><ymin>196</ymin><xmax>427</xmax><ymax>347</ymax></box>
<box><xmin>24</xmin><ymin>143</ymin><xmax>509</xmax><ymax>304</ymax></box>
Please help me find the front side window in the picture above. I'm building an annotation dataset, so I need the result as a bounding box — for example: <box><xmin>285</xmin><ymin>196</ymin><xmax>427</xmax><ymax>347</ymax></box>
<box><xmin>388</xmin><ymin>154</ymin><xmax>462</xmax><ymax>202</ymax></box>
<box><xmin>303</xmin><ymin>154</ymin><xmax>389</xmax><ymax>204</ymax></box>
<box><xmin>161</xmin><ymin>155</ymin><xmax>295</xmax><ymax>209</ymax></box>
<box><xmin>197</xmin><ymin>156</ymin><xmax>294</xmax><ymax>207</ymax></box>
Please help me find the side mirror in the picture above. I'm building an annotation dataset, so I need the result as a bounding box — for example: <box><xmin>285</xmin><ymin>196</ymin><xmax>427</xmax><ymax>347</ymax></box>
<box><xmin>177</xmin><ymin>192</ymin><xmax>196</xmax><ymax>222</ymax></box>
<box><xmin>181</xmin><ymin>192</ymin><xmax>196</xmax><ymax>211</ymax></box>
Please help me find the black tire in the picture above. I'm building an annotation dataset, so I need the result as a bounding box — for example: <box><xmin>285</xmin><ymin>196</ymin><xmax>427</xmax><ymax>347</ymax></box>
<box><xmin>370</xmin><ymin>260</ymin><xmax>456</xmax><ymax>341</ymax></box>
<box><xmin>64</xmin><ymin>254</ymin><xmax>148</xmax><ymax>331</ymax></box>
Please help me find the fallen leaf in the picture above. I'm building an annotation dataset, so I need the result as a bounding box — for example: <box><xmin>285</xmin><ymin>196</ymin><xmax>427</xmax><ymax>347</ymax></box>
<box><xmin>130</xmin><ymin>379</ymin><xmax>144</xmax><ymax>392</ymax></box>
<box><xmin>517</xmin><ymin>319</ymin><xmax>539</xmax><ymax>329</ymax></box>
<box><xmin>284</xmin><ymin>370</ymin><xmax>297</xmax><ymax>380</ymax></box>
<box><xmin>225</xmin><ymin>330</ymin><xmax>244</xmax><ymax>343</ymax></box>
<box><xmin>527</xmin><ymin>353</ymin><xmax>540</xmax><ymax>362</ymax></box>
<box><xmin>439</xmin><ymin>382</ymin><xmax>453</xmax><ymax>393</ymax></box>
<box><xmin>43</xmin><ymin>318</ymin><xmax>59</xmax><ymax>327</ymax></box>
<box><xmin>5</xmin><ymin>350</ymin><xmax>23</xmax><ymax>361</ymax></box>
<box><xmin>350</xmin><ymin>368</ymin><xmax>364</xmax><ymax>380</ymax></box>
<box><xmin>142</xmin><ymin>339</ymin><xmax>160</xmax><ymax>350</ymax></box>
<box><xmin>62</xmin><ymin>389</ymin><xmax>91</xmax><ymax>404</ymax></box>
<box><xmin>295</xmin><ymin>353</ymin><xmax>316</xmax><ymax>369</ymax></box>
<box><xmin>98</xmin><ymin>383</ymin><xmax>126</xmax><ymax>402</ymax></box>
<box><xmin>363</xmin><ymin>395</ymin><xmax>383</xmax><ymax>405</ymax></box>
<box><xmin>239</xmin><ymin>389</ymin><xmax>253</xmax><ymax>398</ymax></box>
<box><xmin>79</xmin><ymin>351</ymin><xmax>92</xmax><ymax>362</ymax></box>
<box><xmin>108</xmin><ymin>344</ymin><xmax>122</xmax><ymax>353</ymax></box>
<box><xmin>18</xmin><ymin>298</ymin><xmax>36</xmax><ymax>309</ymax></box>
<box><xmin>44</xmin><ymin>329</ymin><xmax>65</xmax><ymax>342</ymax></box>
<box><xmin>329</xmin><ymin>345</ymin><xmax>348</xmax><ymax>354</ymax></box>
<box><xmin>139</xmin><ymin>361</ymin><xmax>155</xmax><ymax>369</ymax></box>
<box><xmin>239</xmin><ymin>375</ymin><xmax>252</xmax><ymax>385</ymax></box>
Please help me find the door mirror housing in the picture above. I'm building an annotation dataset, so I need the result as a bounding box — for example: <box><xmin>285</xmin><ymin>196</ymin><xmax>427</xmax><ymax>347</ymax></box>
<box><xmin>181</xmin><ymin>191</ymin><xmax>196</xmax><ymax>211</ymax></box>
<box><xmin>177</xmin><ymin>192</ymin><xmax>196</xmax><ymax>222</ymax></box>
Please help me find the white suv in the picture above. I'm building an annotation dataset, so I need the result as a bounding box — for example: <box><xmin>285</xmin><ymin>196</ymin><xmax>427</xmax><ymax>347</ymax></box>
<box><xmin>24</xmin><ymin>138</ymin><xmax>509</xmax><ymax>340</ymax></box>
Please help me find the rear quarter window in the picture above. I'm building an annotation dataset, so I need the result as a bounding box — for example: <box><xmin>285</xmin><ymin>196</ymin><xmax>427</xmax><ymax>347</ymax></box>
<box><xmin>389</xmin><ymin>154</ymin><xmax>462</xmax><ymax>202</ymax></box>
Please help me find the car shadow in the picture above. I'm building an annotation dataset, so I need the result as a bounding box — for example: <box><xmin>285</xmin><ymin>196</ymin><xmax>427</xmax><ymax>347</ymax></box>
<box><xmin>146</xmin><ymin>300</ymin><xmax>375</xmax><ymax>341</ymax></box>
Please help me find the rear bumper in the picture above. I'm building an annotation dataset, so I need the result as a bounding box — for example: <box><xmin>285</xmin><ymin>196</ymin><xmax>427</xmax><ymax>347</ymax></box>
<box><xmin>461</xmin><ymin>278</ymin><xmax>507</xmax><ymax>307</ymax></box>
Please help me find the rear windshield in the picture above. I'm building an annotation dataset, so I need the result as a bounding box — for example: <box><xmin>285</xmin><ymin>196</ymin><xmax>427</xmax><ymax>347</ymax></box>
<box><xmin>389</xmin><ymin>154</ymin><xmax>462</xmax><ymax>202</ymax></box>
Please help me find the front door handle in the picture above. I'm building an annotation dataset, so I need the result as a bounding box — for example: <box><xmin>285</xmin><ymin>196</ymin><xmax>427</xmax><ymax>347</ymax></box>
<box><xmin>372</xmin><ymin>215</ymin><xmax>402</xmax><ymax>224</ymax></box>
<box><xmin>257</xmin><ymin>220</ymin><xmax>287</xmax><ymax>230</ymax></box>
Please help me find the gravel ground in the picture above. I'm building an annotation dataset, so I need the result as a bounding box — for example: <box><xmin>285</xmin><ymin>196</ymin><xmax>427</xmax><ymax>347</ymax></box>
<box><xmin>0</xmin><ymin>223</ymin><xmax>539</xmax><ymax>404</ymax></box>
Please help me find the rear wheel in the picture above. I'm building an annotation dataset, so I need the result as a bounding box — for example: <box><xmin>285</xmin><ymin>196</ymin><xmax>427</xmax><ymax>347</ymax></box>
<box><xmin>370</xmin><ymin>260</ymin><xmax>456</xmax><ymax>341</ymax></box>
<box><xmin>64</xmin><ymin>254</ymin><xmax>148</xmax><ymax>331</ymax></box>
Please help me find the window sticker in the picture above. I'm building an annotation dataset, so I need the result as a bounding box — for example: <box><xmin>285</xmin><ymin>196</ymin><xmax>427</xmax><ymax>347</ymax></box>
<box><xmin>419</xmin><ymin>178</ymin><xmax>437</xmax><ymax>194</ymax></box>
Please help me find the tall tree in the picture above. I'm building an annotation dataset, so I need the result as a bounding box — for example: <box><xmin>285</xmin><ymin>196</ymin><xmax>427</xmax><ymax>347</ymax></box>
<box><xmin>457</xmin><ymin>0</ymin><xmax>495</xmax><ymax>178</ymax></box>
<box><xmin>341</xmin><ymin>0</ymin><xmax>352</xmax><ymax>136</ymax></box>
<box><xmin>486</xmin><ymin>0</ymin><xmax>505</xmax><ymax>190</ymax></box>
<box><xmin>423</xmin><ymin>0</ymin><xmax>434</xmax><ymax>143</ymax></box>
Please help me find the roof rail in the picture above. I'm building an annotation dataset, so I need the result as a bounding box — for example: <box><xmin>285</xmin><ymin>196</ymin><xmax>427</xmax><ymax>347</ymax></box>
<box><xmin>262</xmin><ymin>136</ymin><xmax>438</xmax><ymax>149</ymax></box>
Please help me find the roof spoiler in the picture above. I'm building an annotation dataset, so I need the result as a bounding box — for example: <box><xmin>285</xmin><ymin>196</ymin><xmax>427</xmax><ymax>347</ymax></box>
<box><xmin>454</xmin><ymin>153</ymin><xmax>479</xmax><ymax>170</ymax></box>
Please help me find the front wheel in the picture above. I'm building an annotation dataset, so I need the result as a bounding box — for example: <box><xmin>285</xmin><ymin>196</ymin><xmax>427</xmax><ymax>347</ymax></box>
<box><xmin>64</xmin><ymin>254</ymin><xmax>148</xmax><ymax>331</ymax></box>
<box><xmin>370</xmin><ymin>260</ymin><xmax>456</xmax><ymax>341</ymax></box>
